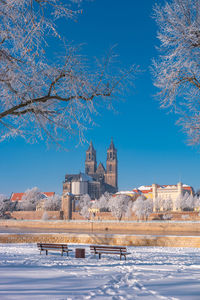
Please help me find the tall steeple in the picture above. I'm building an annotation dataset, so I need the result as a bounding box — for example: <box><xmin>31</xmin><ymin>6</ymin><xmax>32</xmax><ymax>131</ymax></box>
<box><xmin>85</xmin><ymin>141</ymin><xmax>97</xmax><ymax>175</ymax></box>
<box><xmin>105</xmin><ymin>139</ymin><xmax>118</xmax><ymax>190</ymax></box>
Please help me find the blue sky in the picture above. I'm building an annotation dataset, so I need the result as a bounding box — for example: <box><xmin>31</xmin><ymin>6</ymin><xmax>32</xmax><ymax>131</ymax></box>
<box><xmin>0</xmin><ymin>0</ymin><xmax>199</xmax><ymax>196</ymax></box>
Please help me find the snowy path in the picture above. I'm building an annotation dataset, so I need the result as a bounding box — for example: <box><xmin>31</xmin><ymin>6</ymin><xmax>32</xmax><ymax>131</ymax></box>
<box><xmin>0</xmin><ymin>244</ymin><xmax>200</xmax><ymax>299</ymax></box>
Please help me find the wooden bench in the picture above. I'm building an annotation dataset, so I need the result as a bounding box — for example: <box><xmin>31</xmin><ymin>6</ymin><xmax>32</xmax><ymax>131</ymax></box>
<box><xmin>37</xmin><ymin>243</ymin><xmax>72</xmax><ymax>256</ymax></box>
<box><xmin>90</xmin><ymin>245</ymin><xmax>130</xmax><ymax>260</ymax></box>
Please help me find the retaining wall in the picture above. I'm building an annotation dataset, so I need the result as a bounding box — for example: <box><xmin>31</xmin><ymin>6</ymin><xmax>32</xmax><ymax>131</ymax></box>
<box><xmin>10</xmin><ymin>211</ymin><xmax>61</xmax><ymax>220</ymax></box>
<box><xmin>1</xmin><ymin>219</ymin><xmax>200</xmax><ymax>233</ymax></box>
<box><xmin>0</xmin><ymin>232</ymin><xmax>200</xmax><ymax>248</ymax></box>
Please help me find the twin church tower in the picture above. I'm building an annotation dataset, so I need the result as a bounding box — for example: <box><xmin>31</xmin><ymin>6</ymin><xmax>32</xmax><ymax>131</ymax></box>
<box><xmin>85</xmin><ymin>139</ymin><xmax>118</xmax><ymax>190</ymax></box>
<box><xmin>63</xmin><ymin>139</ymin><xmax>118</xmax><ymax>199</ymax></box>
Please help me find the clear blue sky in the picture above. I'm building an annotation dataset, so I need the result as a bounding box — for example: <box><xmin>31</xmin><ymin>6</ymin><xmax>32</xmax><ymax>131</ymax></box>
<box><xmin>0</xmin><ymin>0</ymin><xmax>199</xmax><ymax>196</ymax></box>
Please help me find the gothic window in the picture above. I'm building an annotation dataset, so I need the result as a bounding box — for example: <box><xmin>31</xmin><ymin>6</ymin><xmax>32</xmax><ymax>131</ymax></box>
<box><xmin>89</xmin><ymin>153</ymin><xmax>91</xmax><ymax>160</ymax></box>
<box><xmin>109</xmin><ymin>164</ymin><xmax>112</xmax><ymax>173</ymax></box>
<box><xmin>110</xmin><ymin>152</ymin><xmax>112</xmax><ymax>159</ymax></box>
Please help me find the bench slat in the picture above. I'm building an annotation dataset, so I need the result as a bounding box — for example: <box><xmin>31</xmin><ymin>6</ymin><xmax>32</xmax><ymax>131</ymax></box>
<box><xmin>90</xmin><ymin>245</ymin><xmax>129</xmax><ymax>260</ymax></box>
<box><xmin>37</xmin><ymin>243</ymin><xmax>72</xmax><ymax>256</ymax></box>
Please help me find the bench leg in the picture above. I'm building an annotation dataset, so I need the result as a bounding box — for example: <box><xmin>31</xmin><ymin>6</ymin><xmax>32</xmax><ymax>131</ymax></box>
<box><xmin>46</xmin><ymin>250</ymin><xmax>48</xmax><ymax>255</ymax></box>
<box><xmin>61</xmin><ymin>250</ymin><xmax>63</xmax><ymax>256</ymax></box>
<box><xmin>67</xmin><ymin>251</ymin><xmax>69</xmax><ymax>257</ymax></box>
<box><xmin>99</xmin><ymin>253</ymin><xmax>101</xmax><ymax>259</ymax></box>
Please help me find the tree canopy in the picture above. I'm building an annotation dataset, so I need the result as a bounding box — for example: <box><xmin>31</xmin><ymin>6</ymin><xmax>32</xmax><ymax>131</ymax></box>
<box><xmin>153</xmin><ymin>0</ymin><xmax>200</xmax><ymax>145</ymax></box>
<box><xmin>0</xmin><ymin>0</ymin><xmax>135</xmax><ymax>145</ymax></box>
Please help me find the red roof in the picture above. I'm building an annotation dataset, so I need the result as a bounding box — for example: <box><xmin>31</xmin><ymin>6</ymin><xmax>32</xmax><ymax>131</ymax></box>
<box><xmin>10</xmin><ymin>192</ymin><xmax>55</xmax><ymax>201</ymax></box>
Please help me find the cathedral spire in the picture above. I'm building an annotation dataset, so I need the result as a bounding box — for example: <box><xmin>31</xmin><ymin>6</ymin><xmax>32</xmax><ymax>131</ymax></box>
<box><xmin>108</xmin><ymin>138</ymin><xmax>116</xmax><ymax>150</ymax></box>
<box><xmin>85</xmin><ymin>141</ymin><xmax>97</xmax><ymax>175</ymax></box>
<box><xmin>87</xmin><ymin>141</ymin><xmax>95</xmax><ymax>152</ymax></box>
<box><xmin>105</xmin><ymin>139</ymin><xmax>118</xmax><ymax>190</ymax></box>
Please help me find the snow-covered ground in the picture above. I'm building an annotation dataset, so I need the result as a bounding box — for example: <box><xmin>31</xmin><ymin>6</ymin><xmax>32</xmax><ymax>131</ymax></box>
<box><xmin>0</xmin><ymin>244</ymin><xmax>200</xmax><ymax>299</ymax></box>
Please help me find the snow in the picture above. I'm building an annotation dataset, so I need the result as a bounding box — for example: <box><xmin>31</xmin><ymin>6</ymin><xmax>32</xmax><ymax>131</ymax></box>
<box><xmin>138</xmin><ymin>186</ymin><xmax>152</xmax><ymax>191</ymax></box>
<box><xmin>116</xmin><ymin>191</ymin><xmax>137</xmax><ymax>195</ymax></box>
<box><xmin>0</xmin><ymin>244</ymin><xmax>200</xmax><ymax>299</ymax></box>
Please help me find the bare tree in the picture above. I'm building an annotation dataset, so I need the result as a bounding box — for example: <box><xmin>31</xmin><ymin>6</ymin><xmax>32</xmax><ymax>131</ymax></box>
<box><xmin>0</xmin><ymin>0</ymin><xmax>135</xmax><ymax>145</ymax></box>
<box><xmin>153</xmin><ymin>0</ymin><xmax>200</xmax><ymax>145</ymax></box>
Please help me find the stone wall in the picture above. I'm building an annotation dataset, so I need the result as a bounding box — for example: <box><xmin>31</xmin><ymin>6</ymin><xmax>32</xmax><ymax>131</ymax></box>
<box><xmin>11</xmin><ymin>211</ymin><xmax>61</xmax><ymax>220</ymax></box>
<box><xmin>0</xmin><ymin>232</ymin><xmax>200</xmax><ymax>248</ymax></box>
<box><xmin>72</xmin><ymin>211</ymin><xmax>200</xmax><ymax>221</ymax></box>
<box><xmin>2</xmin><ymin>219</ymin><xmax>200</xmax><ymax>233</ymax></box>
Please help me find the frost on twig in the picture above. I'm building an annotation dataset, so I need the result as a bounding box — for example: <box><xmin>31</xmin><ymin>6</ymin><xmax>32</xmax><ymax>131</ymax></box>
<box><xmin>0</xmin><ymin>0</ymin><xmax>136</xmax><ymax>146</ymax></box>
<box><xmin>153</xmin><ymin>0</ymin><xmax>200</xmax><ymax>145</ymax></box>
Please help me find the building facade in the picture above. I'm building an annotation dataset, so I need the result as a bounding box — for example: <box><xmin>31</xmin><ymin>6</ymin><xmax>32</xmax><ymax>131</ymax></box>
<box><xmin>63</xmin><ymin>140</ymin><xmax>118</xmax><ymax>199</ymax></box>
<box><xmin>133</xmin><ymin>183</ymin><xmax>194</xmax><ymax>211</ymax></box>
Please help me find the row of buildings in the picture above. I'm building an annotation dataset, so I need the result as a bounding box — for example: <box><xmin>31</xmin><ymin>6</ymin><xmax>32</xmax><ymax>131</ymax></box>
<box><xmin>10</xmin><ymin>140</ymin><xmax>194</xmax><ymax>213</ymax></box>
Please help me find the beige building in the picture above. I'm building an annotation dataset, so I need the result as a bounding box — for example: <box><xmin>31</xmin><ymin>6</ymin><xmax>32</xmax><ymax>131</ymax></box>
<box><xmin>134</xmin><ymin>183</ymin><xmax>194</xmax><ymax>211</ymax></box>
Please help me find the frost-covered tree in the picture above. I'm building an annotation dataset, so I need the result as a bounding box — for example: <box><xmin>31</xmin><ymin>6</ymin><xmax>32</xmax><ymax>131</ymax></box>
<box><xmin>0</xmin><ymin>194</ymin><xmax>11</xmax><ymax>218</ymax></box>
<box><xmin>79</xmin><ymin>194</ymin><xmax>91</xmax><ymax>219</ymax></box>
<box><xmin>154</xmin><ymin>197</ymin><xmax>162</xmax><ymax>212</ymax></box>
<box><xmin>44</xmin><ymin>194</ymin><xmax>61</xmax><ymax>211</ymax></box>
<box><xmin>132</xmin><ymin>197</ymin><xmax>153</xmax><ymax>221</ymax></box>
<box><xmin>42</xmin><ymin>211</ymin><xmax>49</xmax><ymax>220</ymax></box>
<box><xmin>175</xmin><ymin>192</ymin><xmax>194</xmax><ymax>211</ymax></box>
<box><xmin>93</xmin><ymin>192</ymin><xmax>110</xmax><ymax>212</ymax></box>
<box><xmin>20</xmin><ymin>187</ymin><xmax>43</xmax><ymax>211</ymax></box>
<box><xmin>108</xmin><ymin>194</ymin><xmax>131</xmax><ymax>221</ymax></box>
<box><xmin>162</xmin><ymin>197</ymin><xmax>173</xmax><ymax>211</ymax></box>
<box><xmin>153</xmin><ymin>0</ymin><xmax>200</xmax><ymax>145</ymax></box>
<box><xmin>0</xmin><ymin>0</ymin><xmax>135</xmax><ymax>145</ymax></box>
<box><xmin>194</xmin><ymin>195</ymin><xmax>200</xmax><ymax>211</ymax></box>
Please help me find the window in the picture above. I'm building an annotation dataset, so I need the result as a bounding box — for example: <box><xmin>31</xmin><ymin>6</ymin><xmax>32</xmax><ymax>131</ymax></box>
<box><xmin>89</xmin><ymin>153</ymin><xmax>91</xmax><ymax>160</ymax></box>
<box><xmin>109</xmin><ymin>164</ymin><xmax>112</xmax><ymax>172</ymax></box>
<box><xmin>110</xmin><ymin>152</ymin><xmax>112</xmax><ymax>159</ymax></box>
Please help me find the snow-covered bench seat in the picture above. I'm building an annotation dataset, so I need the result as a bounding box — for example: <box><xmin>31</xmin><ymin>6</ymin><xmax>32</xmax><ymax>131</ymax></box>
<box><xmin>90</xmin><ymin>245</ymin><xmax>130</xmax><ymax>260</ymax></box>
<box><xmin>37</xmin><ymin>243</ymin><xmax>72</xmax><ymax>256</ymax></box>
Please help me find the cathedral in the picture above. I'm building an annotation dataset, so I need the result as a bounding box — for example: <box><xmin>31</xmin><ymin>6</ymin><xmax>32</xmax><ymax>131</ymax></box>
<box><xmin>63</xmin><ymin>140</ymin><xmax>118</xmax><ymax>199</ymax></box>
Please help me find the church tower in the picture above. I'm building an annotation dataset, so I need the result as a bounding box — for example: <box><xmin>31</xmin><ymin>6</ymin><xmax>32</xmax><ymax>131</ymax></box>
<box><xmin>105</xmin><ymin>139</ymin><xmax>118</xmax><ymax>190</ymax></box>
<box><xmin>85</xmin><ymin>141</ymin><xmax>97</xmax><ymax>176</ymax></box>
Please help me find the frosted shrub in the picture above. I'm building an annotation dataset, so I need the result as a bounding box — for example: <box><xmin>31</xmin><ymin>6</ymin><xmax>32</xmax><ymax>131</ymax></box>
<box><xmin>42</xmin><ymin>212</ymin><xmax>49</xmax><ymax>221</ymax></box>
<box><xmin>162</xmin><ymin>214</ymin><xmax>172</xmax><ymax>220</ymax></box>
<box><xmin>181</xmin><ymin>214</ymin><xmax>189</xmax><ymax>220</ymax></box>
